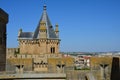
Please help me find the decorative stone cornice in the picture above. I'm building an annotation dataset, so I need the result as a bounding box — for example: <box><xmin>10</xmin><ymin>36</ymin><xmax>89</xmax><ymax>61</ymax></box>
<box><xmin>19</xmin><ymin>39</ymin><xmax>60</xmax><ymax>45</ymax></box>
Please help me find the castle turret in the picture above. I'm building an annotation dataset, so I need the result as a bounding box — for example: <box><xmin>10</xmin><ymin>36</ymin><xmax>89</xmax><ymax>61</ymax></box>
<box><xmin>18</xmin><ymin>28</ymin><xmax>22</xmax><ymax>37</ymax></box>
<box><xmin>18</xmin><ymin>5</ymin><xmax>60</xmax><ymax>54</ymax></box>
<box><xmin>39</xmin><ymin>21</ymin><xmax>47</xmax><ymax>38</ymax></box>
<box><xmin>55</xmin><ymin>24</ymin><xmax>59</xmax><ymax>38</ymax></box>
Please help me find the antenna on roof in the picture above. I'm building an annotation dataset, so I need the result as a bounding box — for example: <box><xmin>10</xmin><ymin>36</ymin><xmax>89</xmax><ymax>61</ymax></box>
<box><xmin>43</xmin><ymin>0</ymin><xmax>47</xmax><ymax>5</ymax></box>
<box><xmin>43</xmin><ymin>0</ymin><xmax>47</xmax><ymax>10</ymax></box>
<box><xmin>41</xmin><ymin>0</ymin><xmax>47</xmax><ymax>6</ymax></box>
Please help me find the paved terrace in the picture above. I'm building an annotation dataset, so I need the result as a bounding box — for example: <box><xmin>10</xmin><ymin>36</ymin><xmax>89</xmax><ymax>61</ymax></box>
<box><xmin>0</xmin><ymin>72</ymin><xmax>66</xmax><ymax>80</ymax></box>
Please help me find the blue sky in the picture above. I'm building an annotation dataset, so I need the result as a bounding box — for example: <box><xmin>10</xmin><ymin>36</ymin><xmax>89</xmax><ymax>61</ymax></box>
<box><xmin>0</xmin><ymin>0</ymin><xmax>120</xmax><ymax>52</ymax></box>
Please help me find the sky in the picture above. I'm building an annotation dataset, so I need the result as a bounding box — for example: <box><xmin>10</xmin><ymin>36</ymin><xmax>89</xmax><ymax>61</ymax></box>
<box><xmin>0</xmin><ymin>0</ymin><xmax>120</xmax><ymax>52</ymax></box>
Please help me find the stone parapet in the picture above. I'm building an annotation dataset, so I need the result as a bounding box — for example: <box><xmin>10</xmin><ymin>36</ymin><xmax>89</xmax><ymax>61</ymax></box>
<box><xmin>0</xmin><ymin>73</ymin><xmax>66</xmax><ymax>80</ymax></box>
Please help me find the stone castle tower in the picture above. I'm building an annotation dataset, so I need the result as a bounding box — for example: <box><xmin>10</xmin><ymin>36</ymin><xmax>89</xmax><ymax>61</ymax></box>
<box><xmin>0</xmin><ymin>8</ymin><xmax>8</xmax><ymax>71</ymax></box>
<box><xmin>18</xmin><ymin>5</ymin><xmax>60</xmax><ymax>54</ymax></box>
<box><xmin>7</xmin><ymin>5</ymin><xmax>74</xmax><ymax>73</ymax></box>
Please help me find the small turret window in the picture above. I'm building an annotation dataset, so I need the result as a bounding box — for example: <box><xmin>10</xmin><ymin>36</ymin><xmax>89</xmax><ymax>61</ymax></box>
<box><xmin>50</xmin><ymin>47</ymin><xmax>55</xmax><ymax>54</ymax></box>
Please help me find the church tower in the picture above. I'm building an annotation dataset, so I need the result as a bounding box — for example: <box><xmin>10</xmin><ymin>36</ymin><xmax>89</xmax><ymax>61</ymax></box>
<box><xmin>18</xmin><ymin>5</ymin><xmax>60</xmax><ymax>54</ymax></box>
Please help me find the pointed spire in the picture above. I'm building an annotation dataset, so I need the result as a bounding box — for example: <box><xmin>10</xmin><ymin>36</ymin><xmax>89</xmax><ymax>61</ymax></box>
<box><xmin>18</xmin><ymin>28</ymin><xmax>22</xmax><ymax>37</ymax></box>
<box><xmin>33</xmin><ymin>4</ymin><xmax>58</xmax><ymax>39</ymax></box>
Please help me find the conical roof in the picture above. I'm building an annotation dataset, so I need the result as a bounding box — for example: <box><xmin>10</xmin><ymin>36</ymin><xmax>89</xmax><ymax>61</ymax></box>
<box><xmin>18</xmin><ymin>5</ymin><xmax>58</xmax><ymax>39</ymax></box>
<box><xmin>33</xmin><ymin>5</ymin><xmax>57</xmax><ymax>39</ymax></box>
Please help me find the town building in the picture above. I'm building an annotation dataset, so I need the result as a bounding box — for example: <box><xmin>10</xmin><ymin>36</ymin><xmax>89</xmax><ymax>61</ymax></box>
<box><xmin>74</xmin><ymin>55</ymin><xmax>91</xmax><ymax>69</ymax></box>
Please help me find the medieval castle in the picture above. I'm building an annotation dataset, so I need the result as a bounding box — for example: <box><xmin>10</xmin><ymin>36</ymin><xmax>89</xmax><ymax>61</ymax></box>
<box><xmin>6</xmin><ymin>5</ymin><xmax>74</xmax><ymax>73</ymax></box>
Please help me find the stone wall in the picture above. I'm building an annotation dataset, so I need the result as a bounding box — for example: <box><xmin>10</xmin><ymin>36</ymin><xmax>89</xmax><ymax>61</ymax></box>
<box><xmin>0</xmin><ymin>8</ymin><xmax>8</xmax><ymax>71</ymax></box>
<box><xmin>6</xmin><ymin>58</ymin><xmax>33</xmax><ymax>72</ymax></box>
<box><xmin>19</xmin><ymin>39</ymin><xmax>59</xmax><ymax>54</ymax></box>
<box><xmin>110</xmin><ymin>57</ymin><xmax>120</xmax><ymax>80</ymax></box>
<box><xmin>6</xmin><ymin>54</ymin><xmax>62</xmax><ymax>72</ymax></box>
<box><xmin>90</xmin><ymin>56</ymin><xmax>113</xmax><ymax>80</ymax></box>
<box><xmin>48</xmin><ymin>57</ymin><xmax>74</xmax><ymax>73</ymax></box>
<box><xmin>7</xmin><ymin>48</ymin><xmax>19</xmax><ymax>58</ymax></box>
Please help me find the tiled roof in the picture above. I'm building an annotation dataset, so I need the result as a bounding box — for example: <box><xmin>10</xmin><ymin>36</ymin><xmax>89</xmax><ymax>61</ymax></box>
<box><xmin>19</xmin><ymin>32</ymin><xmax>33</xmax><ymax>39</ymax></box>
